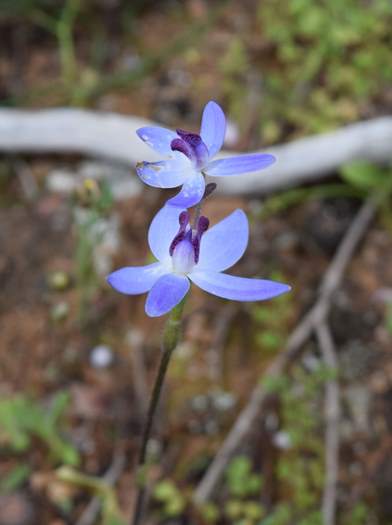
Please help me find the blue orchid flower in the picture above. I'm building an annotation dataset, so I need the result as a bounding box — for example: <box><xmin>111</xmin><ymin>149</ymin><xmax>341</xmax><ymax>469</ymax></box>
<box><xmin>136</xmin><ymin>101</ymin><xmax>276</xmax><ymax>208</ymax></box>
<box><xmin>107</xmin><ymin>205</ymin><xmax>290</xmax><ymax>317</ymax></box>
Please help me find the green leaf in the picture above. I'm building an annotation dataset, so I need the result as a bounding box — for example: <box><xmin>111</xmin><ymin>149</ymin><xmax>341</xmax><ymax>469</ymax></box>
<box><xmin>340</xmin><ymin>162</ymin><xmax>386</xmax><ymax>191</ymax></box>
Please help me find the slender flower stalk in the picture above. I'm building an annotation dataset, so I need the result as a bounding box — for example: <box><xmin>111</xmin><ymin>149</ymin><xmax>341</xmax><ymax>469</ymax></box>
<box><xmin>131</xmin><ymin>299</ymin><xmax>185</xmax><ymax>525</ymax></box>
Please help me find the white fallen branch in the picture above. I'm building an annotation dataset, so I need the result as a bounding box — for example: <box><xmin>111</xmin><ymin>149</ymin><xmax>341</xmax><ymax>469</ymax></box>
<box><xmin>0</xmin><ymin>109</ymin><xmax>391</xmax><ymax>195</ymax></box>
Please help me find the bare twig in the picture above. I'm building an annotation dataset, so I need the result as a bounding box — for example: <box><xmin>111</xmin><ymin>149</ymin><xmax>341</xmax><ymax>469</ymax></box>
<box><xmin>0</xmin><ymin>110</ymin><xmax>391</xmax><ymax>194</ymax></box>
<box><xmin>76</xmin><ymin>450</ymin><xmax>126</xmax><ymax>525</ymax></box>
<box><xmin>193</xmin><ymin>194</ymin><xmax>378</xmax><ymax>504</ymax></box>
<box><xmin>316</xmin><ymin>322</ymin><xmax>340</xmax><ymax>525</ymax></box>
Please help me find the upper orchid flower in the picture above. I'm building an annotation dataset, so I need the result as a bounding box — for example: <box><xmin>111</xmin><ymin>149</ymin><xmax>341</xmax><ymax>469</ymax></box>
<box><xmin>107</xmin><ymin>205</ymin><xmax>290</xmax><ymax>317</ymax></box>
<box><xmin>136</xmin><ymin>101</ymin><xmax>276</xmax><ymax>208</ymax></box>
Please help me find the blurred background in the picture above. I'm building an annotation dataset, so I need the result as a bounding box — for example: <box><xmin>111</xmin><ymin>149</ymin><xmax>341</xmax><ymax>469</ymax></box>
<box><xmin>1</xmin><ymin>1</ymin><xmax>392</xmax><ymax>524</ymax></box>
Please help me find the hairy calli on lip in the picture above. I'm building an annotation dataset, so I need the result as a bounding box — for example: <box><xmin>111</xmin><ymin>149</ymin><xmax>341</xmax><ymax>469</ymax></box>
<box><xmin>136</xmin><ymin>100</ymin><xmax>276</xmax><ymax>208</ymax></box>
<box><xmin>107</xmin><ymin>205</ymin><xmax>290</xmax><ymax>317</ymax></box>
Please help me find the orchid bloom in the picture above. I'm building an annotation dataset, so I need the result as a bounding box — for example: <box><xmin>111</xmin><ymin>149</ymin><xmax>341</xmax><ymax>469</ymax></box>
<box><xmin>136</xmin><ymin>101</ymin><xmax>275</xmax><ymax>208</ymax></box>
<box><xmin>107</xmin><ymin>205</ymin><xmax>290</xmax><ymax>317</ymax></box>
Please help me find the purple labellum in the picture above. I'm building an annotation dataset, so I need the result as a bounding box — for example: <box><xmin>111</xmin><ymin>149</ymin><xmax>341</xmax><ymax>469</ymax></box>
<box><xmin>171</xmin><ymin>129</ymin><xmax>209</xmax><ymax>169</ymax></box>
<box><xmin>192</xmin><ymin>216</ymin><xmax>209</xmax><ymax>263</ymax></box>
<box><xmin>170</xmin><ymin>138</ymin><xmax>194</xmax><ymax>162</ymax></box>
<box><xmin>169</xmin><ymin>211</ymin><xmax>209</xmax><ymax>264</ymax></box>
<box><xmin>169</xmin><ymin>210</ymin><xmax>190</xmax><ymax>256</ymax></box>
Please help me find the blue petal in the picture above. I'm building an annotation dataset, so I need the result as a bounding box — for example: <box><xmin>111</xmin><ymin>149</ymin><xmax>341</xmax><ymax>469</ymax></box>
<box><xmin>197</xmin><ymin>209</ymin><xmax>249</xmax><ymax>272</ymax></box>
<box><xmin>168</xmin><ymin>171</ymin><xmax>205</xmax><ymax>208</ymax></box>
<box><xmin>148</xmin><ymin>204</ymin><xmax>185</xmax><ymax>263</ymax></box>
<box><xmin>136</xmin><ymin>159</ymin><xmax>192</xmax><ymax>188</ymax></box>
<box><xmin>204</xmin><ymin>153</ymin><xmax>276</xmax><ymax>177</ymax></box>
<box><xmin>189</xmin><ymin>270</ymin><xmax>291</xmax><ymax>301</ymax></box>
<box><xmin>200</xmin><ymin>101</ymin><xmax>226</xmax><ymax>158</ymax></box>
<box><xmin>145</xmin><ymin>273</ymin><xmax>190</xmax><ymax>317</ymax></box>
<box><xmin>136</xmin><ymin>126</ymin><xmax>178</xmax><ymax>155</ymax></box>
<box><xmin>107</xmin><ymin>263</ymin><xmax>164</xmax><ymax>294</ymax></box>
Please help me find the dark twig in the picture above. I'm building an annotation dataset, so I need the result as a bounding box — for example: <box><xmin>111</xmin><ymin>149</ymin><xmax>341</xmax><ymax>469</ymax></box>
<box><xmin>194</xmin><ymin>194</ymin><xmax>378</xmax><ymax>504</ymax></box>
<box><xmin>316</xmin><ymin>322</ymin><xmax>340</xmax><ymax>525</ymax></box>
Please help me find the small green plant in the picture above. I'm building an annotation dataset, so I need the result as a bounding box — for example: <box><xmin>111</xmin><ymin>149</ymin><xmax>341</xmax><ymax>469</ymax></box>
<box><xmin>58</xmin><ymin>466</ymin><xmax>125</xmax><ymax>525</ymax></box>
<box><xmin>265</xmin><ymin>366</ymin><xmax>331</xmax><ymax>524</ymax></box>
<box><xmin>260</xmin><ymin>184</ymin><xmax>361</xmax><ymax>220</ymax></box>
<box><xmin>153</xmin><ymin>479</ymin><xmax>186</xmax><ymax>518</ymax></box>
<box><xmin>221</xmin><ymin>456</ymin><xmax>265</xmax><ymax>525</ymax></box>
<box><xmin>257</xmin><ymin>0</ymin><xmax>392</xmax><ymax>140</ymax></box>
<box><xmin>253</xmin><ymin>278</ymin><xmax>293</xmax><ymax>354</ymax></box>
<box><xmin>226</xmin><ymin>456</ymin><xmax>263</xmax><ymax>498</ymax></box>
<box><xmin>0</xmin><ymin>391</ymin><xmax>79</xmax><ymax>465</ymax></box>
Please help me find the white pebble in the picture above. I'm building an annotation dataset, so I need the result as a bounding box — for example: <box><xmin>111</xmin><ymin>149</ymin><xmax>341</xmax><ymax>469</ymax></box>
<box><xmin>90</xmin><ymin>345</ymin><xmax>113</xmax><ymax>368</ymax></box>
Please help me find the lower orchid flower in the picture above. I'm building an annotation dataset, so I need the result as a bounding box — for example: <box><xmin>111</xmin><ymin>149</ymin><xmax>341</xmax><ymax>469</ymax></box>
<box><xmin>107</xmin><ymin>205</ymin><xmax>290</xmax><ymax>317</ymax></box>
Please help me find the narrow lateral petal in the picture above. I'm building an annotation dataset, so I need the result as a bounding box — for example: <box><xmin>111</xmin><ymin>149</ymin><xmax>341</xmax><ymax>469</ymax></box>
<box><xmin>136</xmin><ymin>126</ymin><xmax>178</xmax><ymax>155</ymax></box>
<box><xmin>204</xmin><ymin>153</ymin><xmax>276</xmax><ymax>177</ymax></box>
<box><xmin>107</xmin><ymin>263</ymin><xmax>164</xmax><ymax>294</ymax></box>
<box><xmin>145</xmin><ymin>273</ymin><xmax>190</xmax><ymax>317</ymax></box>
<box><xmin>197</xmin><ymin>209</ymin><xmax>249</xmax><ymax>272</ymax></box>
<box><xmin>136</xmin><ymin>159</ymin><xmax>191</xmax><ymax>188</ymax></box>
<box><xmin>190</xmin><ymin>270</ymin><xmax>291</xmax><ymax>301</ymax></box>
<box><xmin>200</xmin><ymin>101</ymin><xmax>226</xmax><ymax>158</ymax></box>
<box><xmin>148</xmin><ymin>204</ymin><xmax>185</xmax><ymax>263</ymax></box>
<box><xmin>168</xmin><ymin>171</ymin><xmax>205</xmax><ymax>208</ymax></box>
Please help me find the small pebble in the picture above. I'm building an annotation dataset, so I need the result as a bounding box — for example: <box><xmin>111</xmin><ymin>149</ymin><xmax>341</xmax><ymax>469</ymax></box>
<box><xmin>50</xmin><ymin>302</ymin><xmax>69</xmax><ymax>322</ymax></box>
<box><xmin>211</xmin><ymin>391</ymin><xmax>236</xmax><ymax>412</ymax></box>
<box><xmin>273</xmin><ymin>431</ymin><xmax>292</xmax><ymax>450</ymax></box>
<box><xmin>48</xmin><ymin>271</ymin><xmax>70</xmax><ymax>291</ymax></box>
<box><xmin>90</xmin><ymin>345</ymin><xmax>113</xmax><ymax>368</ymax></box>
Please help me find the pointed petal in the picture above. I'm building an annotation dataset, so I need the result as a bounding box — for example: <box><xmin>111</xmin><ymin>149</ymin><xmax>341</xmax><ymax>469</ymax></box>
<box><xmin>200</xmin><ymin>100</ymin><xmax>226</xmax><ymax>158</ymax></box>
<box><xmin>205</xmin><ymin>153</ymin><xmax>276</xmax><ymax>177</ymax></box>
<box><xmin>136</xmin><ymin>126</ymin><xmax>178</xmax><ymax>155</ymax></box>
<box><xmin>168</xmin><ymin>171</ymin><xmax>205</xmax><ymax>208</ymax></box>
<box><xmin>197</xmin><ymin>209</ymin><xmax>249</xmax><ymax>272</ymax></box>
<box><xmin>189</xmin><ymin>270</ymin><xmax>291</xmax><ymax>301</ymax></box>
<box><xmin>136</xmin><ymin>159</ymin><xmax>191</xmax><ymax>188</ymax></box>
<box><xmin>145</xmin><ymin>273</ymin><xmax>190</xmax><ymax>317</ymax></box>
<box><xmin>148</xmin><ymin>205</ymin><xmax>185</xmax><ymax>263</ymax></box>
<box><xmin>107</xmin><ymin>263</ymin><xmax>164</xmax><ymax>294</ymax></box>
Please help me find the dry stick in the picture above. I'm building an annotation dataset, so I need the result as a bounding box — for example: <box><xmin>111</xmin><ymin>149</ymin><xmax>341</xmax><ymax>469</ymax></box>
<box><xmin>316</xmin><ymin>322</ymin><xmax>340</xmax><ymax>525</ymax></box>
<box><xmin>76</xmin><ymin>450</ymin><xmax>126</xmax><ymax>525</ymax></box>
<box><xmin>193</xmin><ymin>194</ymin><xmax>378</xmax><ymax>505</ymax></box>
<box><xmin>0</xmin><ymin>110</ymin><xmax>391</xmax><ymax>195</ymax></box>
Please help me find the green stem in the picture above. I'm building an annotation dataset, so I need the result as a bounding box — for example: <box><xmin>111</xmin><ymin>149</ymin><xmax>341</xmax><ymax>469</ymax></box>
<box><xmin>131</xmin><ymin>299</ymin><xmax>186</xmax><ymax>525</ymax></box>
